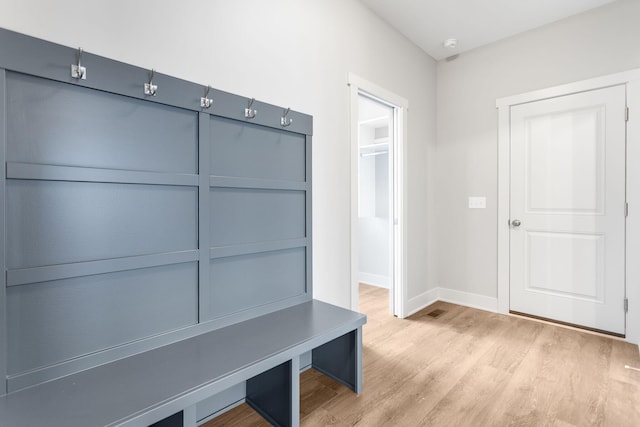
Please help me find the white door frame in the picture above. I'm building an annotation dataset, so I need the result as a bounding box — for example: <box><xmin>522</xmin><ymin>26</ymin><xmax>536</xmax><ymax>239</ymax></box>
<box><xmin>348</xmin><ymin>73</ymin><xmax>408</xmax><ymax>317</ymax></box>
<box><xmin>496</xmin><ymin>68</ymin><xmax>640</xmax><ymax>345</ymax></box>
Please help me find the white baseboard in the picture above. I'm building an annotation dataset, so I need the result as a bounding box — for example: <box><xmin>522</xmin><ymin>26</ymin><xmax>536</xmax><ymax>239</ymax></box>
<box><xmin>437</xmin><ymin>288</ymin><xmax>498</xmax><ymax>313</ymax></box>
<box><xmin>403</xmin><ymin>287</ymin><xmax>498</xmax><ymax>318</ymax></box>
<box><xmin>359</xmin><ymin>272</ymin><xmax>390</xmax><ymax>289</ymax></box>
<box><xmin>404</xmin><ymin>288</ymin><xmax>439</xmax><ymax>317</ymax></box>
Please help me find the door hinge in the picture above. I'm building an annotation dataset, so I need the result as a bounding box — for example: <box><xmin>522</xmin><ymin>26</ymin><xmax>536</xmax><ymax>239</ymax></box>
<box><xmin>626</xmin><ymin>107</ymin><xmax>630</xmax><ymax>122</ymax></box>
<box><xmin>625</xmin><ymin>202</ymin><xmax>629</xmax><ymax>217</ymax></box>
<box><xmin>624</xmin><ymin>298</ymin><xmax>629</xmax><ymax>313</ymax></box>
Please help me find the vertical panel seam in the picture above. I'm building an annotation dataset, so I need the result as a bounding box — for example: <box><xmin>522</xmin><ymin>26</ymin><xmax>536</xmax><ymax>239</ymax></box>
<box><xmin>0</xmin><ymin>68</ymin><xmax>8</xmax><ymax>394</ymax></box>
<box><xmin>198</xmin><ymin>112</ymin><xmax>211</xmax><ymax>323</ymax></box>
<box><xmin>306</xmin><ymin>134</ymin><xmax>313</xmax><ymax>300</ymax></box>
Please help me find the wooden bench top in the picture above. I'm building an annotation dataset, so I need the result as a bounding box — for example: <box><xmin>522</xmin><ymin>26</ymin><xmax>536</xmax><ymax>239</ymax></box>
<box><xmin>0</xmin><ymin>300</ymin><xmax>366</xmax><ymax>427</ymax></box>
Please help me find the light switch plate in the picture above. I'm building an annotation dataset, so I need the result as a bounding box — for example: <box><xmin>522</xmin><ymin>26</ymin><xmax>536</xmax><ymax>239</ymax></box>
<box><xmin>468</xmin><ymin>196</ymin><xmax>486</xmax><ymax>209</ymax></box>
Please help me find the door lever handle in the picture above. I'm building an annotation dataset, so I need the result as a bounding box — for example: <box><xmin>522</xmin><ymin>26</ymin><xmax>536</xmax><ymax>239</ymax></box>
<box><xmin>511</xmin><ymin>219</ymin><xmax>521</xmax><ymax>227</ymax></box>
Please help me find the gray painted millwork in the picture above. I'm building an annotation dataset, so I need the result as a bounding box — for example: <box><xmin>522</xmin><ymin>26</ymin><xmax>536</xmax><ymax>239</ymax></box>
<box><xmin>246</xmin><ymin>359</ymin><xmax>297</xmax><ymax>426</ymax></box>
<box><xmin>7</xmin><ymin>180</ymin><xmax>198</xmax><ymax>268</ymax></box>
<box><xmin>209</xmin><ymin>188</ymin><xmax>306</xmax><ymax>247</ymax></box>
<box><xmin>149</xmin><ymin>411</ymin><xmax>184</xmax><ymax>427</ymax></box>
<box><xmin>313</xmin><ymin>329</ymin><xmax>363</xmax><ymax>393</ymax></box>
<box><xmin>7</xmin><ymin>263</ymin><xmax>199</xmax><ymax>375</ymax></box>
<box><xmin>0</xmin><ymin>300</ymin><xmax>366</xmax><ymax>427</ymax></box>
<box><xmin>195</xmin><ymin>383</ymin><xmax>245</xmax><ymax>423</ymax></box>
<box><xmin>6</xmin><ymin>72</ymin><xmax>199</xmax><ymax>174</ymax></box>
<box><xmin>0</xmin><ymin>29</ymin><xmax>312</xmax><ymax>134</ymax></box>
<box><xmin>209</xmin><ymin>115</ymin><xmax>306</xmax><ymax>181</ymax></box>
<box><xmin>0</xmin><ymin>28</ymin><xmax>365</xmax><ymax>426</ymax></box>
<box><xmin>208</xmin><ymin>248</ymin><xmax>307</xmax><ymax>319</ymax></box>
<box><xmin>0</xmin><ymin>26</ymin><xmax>314</xmax><ymax>391</ymax></box>
<box><xmin>0</xmin><ymin>69</ymin><xmax>8</xmax><ymax>394</ymax></box>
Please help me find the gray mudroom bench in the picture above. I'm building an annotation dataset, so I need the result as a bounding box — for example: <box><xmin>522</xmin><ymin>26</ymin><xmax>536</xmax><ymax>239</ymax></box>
<box><xmin>0</xmin><ymin>300</ymin><xmax>365</xmax><ymax>427</ymax></box>
<box><xmin>0</xmin><ymin>28</ymin><xmax>366</xmax><ymax>426</ymax></box>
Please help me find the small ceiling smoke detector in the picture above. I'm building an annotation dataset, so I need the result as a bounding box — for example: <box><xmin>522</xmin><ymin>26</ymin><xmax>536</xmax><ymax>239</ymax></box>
<box><xmin>443</xmin><ymin>38</ymin><xmax>458</xmax><ymax>49</ymax></box>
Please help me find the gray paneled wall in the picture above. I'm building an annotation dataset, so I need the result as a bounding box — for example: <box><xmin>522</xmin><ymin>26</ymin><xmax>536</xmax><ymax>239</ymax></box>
<box><xmin>209</xmin><ymin>248</ymin><xmax>307</xmax><ymax>318</ymax></box>
<box><xmin>0</xmin><ymin>28</ymin><xmax>312</xmax><ymax>393</ymax></box>
<box><xmin>7</xmin><ymin>72</ymin><xmax>198</xmax><ymax>174</ymax></box>
<box><xmin>7</xmin><ymin>181</ymin><xmax>198</xmax><ymax>268</ymax></box>
<box><xmin>209</xmin><ymin>116</ymin><xmax>306</xmax><ymax>181</ymax></box>
<box><xmin>7</xmin><ymin>263</ymin><xmax>198</xmax><ymax>375</ymax></box>
<box><xmin>210</xmin><ymin>188</ymin><xmax>306</xmax><ymax>246</ymax></box>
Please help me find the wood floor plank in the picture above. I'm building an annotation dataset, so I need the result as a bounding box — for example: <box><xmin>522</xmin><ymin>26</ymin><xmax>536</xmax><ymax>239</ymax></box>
<box><xmin>318</xmin><ymin>303</ymin><xmax>485</xmax><ymax>424</ymax></box>
<box><xmin>301</xmin><ymin>407</ymin><xmax>352</xmax><ymax>426</ymax></box>
<box><xmin>204</xmin><ymin>403</ymin><xmax>270</xmax><ymax>427</ymax></box>
<box><xmin>204</xmin><ymin>285</ymin><xmax>640</xmax><ymax>426</ymax></box>
<box><xmin>416</xmin><ymin>315</ymin><xmax>546</xmax><ymax>425</ymax></box>
<box><xmin>300</xmin><ymin>369</ymin><xmax>343</xmax><ymax>418</ymax></box>
<box><xmin>602</xmin><ymin>378</ymin><xmax>640</xmax><ymax>426</ymax></box>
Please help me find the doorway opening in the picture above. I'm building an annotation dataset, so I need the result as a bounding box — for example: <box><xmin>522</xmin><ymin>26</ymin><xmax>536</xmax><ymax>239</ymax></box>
<box><xmin>357</xmin><ymin>93</ymin><xmax>394</xmax><ymax>312</ymax></box>
<box><xmin>349</xmin><ymin>74</ymin><xmax>407</xmax><ymax>317</ymax></box>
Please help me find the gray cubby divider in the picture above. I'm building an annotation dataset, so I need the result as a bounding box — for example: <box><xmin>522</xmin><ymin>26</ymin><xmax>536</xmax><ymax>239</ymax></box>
<box><xmin>0</xmin><ymin>27</ymin><xmax>313</xmax><ymax>393</ymax></box>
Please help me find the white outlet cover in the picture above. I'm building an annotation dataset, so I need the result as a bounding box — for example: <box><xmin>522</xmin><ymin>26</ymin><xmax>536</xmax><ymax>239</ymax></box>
<box><xmin>468</xmin><ymin>196</ymin><xmax>486</xmax><ymax>209</ymax></box>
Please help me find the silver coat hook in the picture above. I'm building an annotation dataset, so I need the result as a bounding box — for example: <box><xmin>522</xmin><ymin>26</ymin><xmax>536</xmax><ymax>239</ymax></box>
<box><xmin>245</xmin><ymin>97</ymin><xmax>257</xmax><ymax>119</ymax></box>
<box><xmin>201</xmin><ymin>85</ymin><xmax>213</xmax><ymax>109</ymax></box>
<box><xmin>71</xmin><ymin>47</ymin><xmax>87</xmax><ymax>80</ymax></box>
<box><xmin>281</xmin><ymin>107</ymin><xmax>293</xmax><ymax>127</ymax></box>
<box><xmin>144</xmin><ymin>68</ymin><xmax>158</xmax><ymax>96</ymax></box>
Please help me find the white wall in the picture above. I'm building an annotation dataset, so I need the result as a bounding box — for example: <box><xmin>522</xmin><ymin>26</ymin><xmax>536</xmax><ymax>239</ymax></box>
<box><xmin>436</xmin><ymin>0</ymin><xmax>640</xmax><ymax>302</ymax></box>
<box><xmin>0</xmin><ymin>0</ymin><xmax>437</xmax><ymax>308</ymax></box>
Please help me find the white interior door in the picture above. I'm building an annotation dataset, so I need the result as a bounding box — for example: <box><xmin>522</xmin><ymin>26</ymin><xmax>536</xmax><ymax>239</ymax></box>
<box><xmin>509</xmin><ymin>85</ymin><xmax>627</xmax><ymax>335</ymax></box>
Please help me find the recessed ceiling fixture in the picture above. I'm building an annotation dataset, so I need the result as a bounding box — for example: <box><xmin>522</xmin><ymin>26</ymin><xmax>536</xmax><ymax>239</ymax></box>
<box><xmin>443</xmin><ymin>38</ymin><xmax>458</xmax><ymax>49</ymax></box>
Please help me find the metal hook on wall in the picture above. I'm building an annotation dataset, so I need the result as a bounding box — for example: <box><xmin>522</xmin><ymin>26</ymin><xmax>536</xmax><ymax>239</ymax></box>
<box><xmin>245</xmin><ymin>98</ymin><xmax>257</xmax><ymax>119</ymax></box>
<box><xmin>201</xmin><ymin>85</ymin><xmax>213</xmax><ymax>109</ymax></box>
<box><xmin>281</xmin><ymin>107</ymin><xmax>293</xmax><ymax>127</ymax></box>
<box><xmin>144</xmin><ymin>69</ymin><xmax>158</xmax><ymax>96</ymax></box>
<box><xmin>71</xmin><ymin>47</ymin><xmax>87</xmax><ymax>80</ymax></box>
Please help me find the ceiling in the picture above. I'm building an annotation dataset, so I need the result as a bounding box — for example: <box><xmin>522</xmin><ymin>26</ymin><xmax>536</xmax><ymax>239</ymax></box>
<box><xmin>360</xmin><ymin>0</ymin><xmax>618</xmax><ymax>60</ymax></box>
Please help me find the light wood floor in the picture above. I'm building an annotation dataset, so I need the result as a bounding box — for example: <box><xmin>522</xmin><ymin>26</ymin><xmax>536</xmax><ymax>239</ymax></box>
<box><xmin>205</xmin><ymin>284</ymin><xmax>640</xmax><ymax>426</ymax></box>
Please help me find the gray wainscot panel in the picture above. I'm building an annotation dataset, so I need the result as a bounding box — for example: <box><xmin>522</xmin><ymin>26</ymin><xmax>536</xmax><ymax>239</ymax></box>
<box><xmin>7</xmin><ymin>262</ymin><xmax>198</xmax><ymax>375</ymax></box>
<box><xmin>0</xmin><ymin>28</ymin><xmax>316</xmax><ymax>409</ymax></box>
<box><xmin>210</xmin><ymin>188</ymin><xmax>306</xmax><ymax>246</ymax></box>
<box><xmin>209</xmin><ymin>248</ymin><xmax>306</xmax><ymax>319</ymax></box>
<box><xmin>209</xmin><ymin>116</ymin><xmax>305</xmax><ymax>181</ymax></box>
<box><xmin>196</xmin><ymin>382</ymin><xmax>246</xmax><ymax>423</ymax></box>
<box><xmin>6</xmin><ymin>72</ymin><xmax>197</xmax><ymax>174</ymax></box>
<box><xmin>7</xmin><ymin>180</ymin><xmax>197</xmax><ymax>269</ymax></box>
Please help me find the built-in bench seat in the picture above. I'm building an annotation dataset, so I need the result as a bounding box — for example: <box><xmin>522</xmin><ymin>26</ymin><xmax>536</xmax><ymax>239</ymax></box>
<box><xmin>0</xmin><ymin>300</ymin><xmax>366</xmax><ymax>427</ymax></box>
